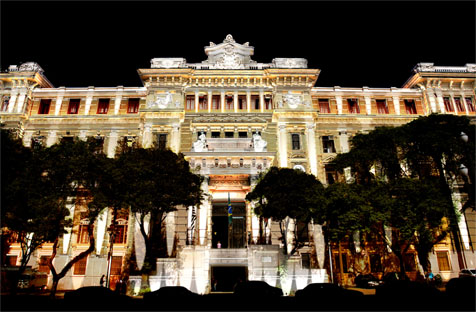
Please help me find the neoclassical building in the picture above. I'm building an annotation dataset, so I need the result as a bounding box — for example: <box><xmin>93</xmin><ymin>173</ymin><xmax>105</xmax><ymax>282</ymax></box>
<box><xmin>1</xmin><ymin>35</ymin><xmax>475</xmax><ymax>294</ymax></box>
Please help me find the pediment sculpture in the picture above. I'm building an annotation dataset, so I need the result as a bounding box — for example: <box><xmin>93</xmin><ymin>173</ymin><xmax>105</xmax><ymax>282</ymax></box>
<box><xmin>147</xmin><ymin>92</ymin><xmax>172</xmax><ymax>109</ymax></box>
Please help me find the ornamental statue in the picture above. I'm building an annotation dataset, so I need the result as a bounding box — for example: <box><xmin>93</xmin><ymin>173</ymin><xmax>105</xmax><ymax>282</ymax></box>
<box><xmin>193</xmin><ymin>132</ymin><xmax>208</xmax><ymax>152</ymax></box>
<box><xmin>252</xmin><ymin>133</ymin><xmax>267</xmax><ymax>152</ymax></box>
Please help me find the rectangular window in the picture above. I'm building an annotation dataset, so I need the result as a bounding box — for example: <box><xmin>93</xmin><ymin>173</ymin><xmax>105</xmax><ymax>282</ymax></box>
<box><xmin>212</xmin><ymin>95</ymin><xmax>220</xmax><ymax>110</ymax></box>
<box><xmin>319</xmin><ymin>99</ymin><xmax>330</xmax><ymax>113</ymax></box>
<box><xmin>77</xmin><ymin>224</ymin><xmax>90</xmax><ymax>244</ymax></box>
<box><xmin>67</xmin><ymin>99</ymin><xmax>80</xmax><ymax>114</ymax></box>
<box><xmin>38</xmin><ymin>256</ymin><xmax>51</xmax><ymax>273</ymax></box>
<box><xmin>404</xmin><ymin>99</ymin><xmax>417</xmax><ymax>114</ymax></box>
<box><xmin>296</xmin><ymin>220</ymin><xmax>309</xmax><ymax>242</ymax></box>
<box><xmin>376</xmin><ymin>99</ymin><xmax>389</xmax><ymax>114</ymax></box>
<box><xmin>264</xmin><ymin>97</ymin><xmax>272</xmax><ymax>110</ymax></box>
<box><xmin>211</xmin><ymin>131</ymin><xmax>221</xmax><ymax>138</ymax></box>
<box><xmin>114</xmin><ymin>225</ymin><xmax>128</xmax><ymax>244</ymax></box>
<box><xmin>238</xmin><ymin>132</ymin><xmax>248</xmax><ymax>138</ymax></box>
<box><xmin>38</xmin><ymin>99</ymin><xmax>51</xmax><ymax>114</ymax></box>
<box><xmin>186</xmin><ymin>95</ymin><xmax>194</xmax><ymax>110</ymax></box>
<box><xmin>97</xmin><ymin>99</ymin><xmax>110</xmax><ymax>114</ymax></box>
<box><xmin>465</xmin><ymin>97</ymin><xmax>475</xmax><ymax>112</ymax></box>
<box><xmin>443</xmin><ymin>97</ymin><xmax>453</xmax><ymax>112</ymax></box>
<box><xmin>158</xmin><ymin>134</ymin><xmax>167</xmax><ymax>149</ymax></box>
<box><xmin>325</xmin><ymin>165</ymin><xmax>337</xmax><ymax>184</ymax></box>
<box><xmin>199</xmin><ymin>96</ymin><xmax>207</xmax><ymax>110</ymax></box>
<box><xmin>347</xmin><ymin>99</ymin><xmax>360</xmax><ymax>114</ymax></box>
<box><xmin>226</xmin><ymin>96</ymin><xmax>233</xmax><ymax>110</ymax></box>
<box><xmin>73</xmin><ymin>256</ymin><xmax>87</xmax><ymax>275</ymax></box>
<box><xmin>454</xmin><ymin>97</ymin><xmax>465</xmax><ymax>112</ymax></box>
<box><xmin>127</xmin><ymin>98</ymin><xmax>140</xmax><ymax>113</ymax></box>
<box><xmin>370</xmin><ymin>254</ymin><xmax>382</xmax><ymax>272</ymax></box>
<box><xmin>301</xmin><ymin>253</ymin><xmax>311</xmax><ymax>269</ymax></box>
<box><xmin>334</xmin><ymin>254</ymin><xmax>348</xmax><ymax>273</ymax></box>
<box><xmin>436</xmin><ymin>251</ymin><xmax>451</xmax><ymax>271</ymax></box>
<box><xmin>111</xmin><ymin>256</ymin><xmax>123</xmax><ymax>276</ymax></box>
<box><xmin>6</xmin><ymin>255</ymin><xmax>18</xmax><ymax>266</ymax></box>
<box><xmin>225</xmin><ymin>132</ymin><xmax>234</xmax><ymax>138</ymax></box>
<box><xmin>322</xmin><ymin>136</ymin><xmax>336</xmax><ymax>153</ymax></box>
<box><xmin>1</xmin><ymin>96</ymin><xmax>10</xmax><ymax>111</ymax></box>
<box><xmin>292</xmin><ymin>134</ymin><xmax>300</xmax><ymax>150</ymax></box>
<box><xmin>252</xmin><ymin>96</ymin><xmax>260</xmax><ymax>110</ymax></box>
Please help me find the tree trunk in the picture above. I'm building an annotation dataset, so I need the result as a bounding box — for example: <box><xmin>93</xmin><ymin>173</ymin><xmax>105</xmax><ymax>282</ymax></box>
<box><xmin>338</xmin><ymin>240</ymin><xmax>344</xmax><ymax>286</ymax></box>
<box><xmin>395</xmin><ymin>251</ymin><xmax>407</xmax><ymax>280</ymax></box>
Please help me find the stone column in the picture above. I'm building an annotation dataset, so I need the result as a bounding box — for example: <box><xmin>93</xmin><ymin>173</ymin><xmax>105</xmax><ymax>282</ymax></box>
<box><xmin>426</xmin><ymin>91</ymin><xmax>438</xmax><ymax>113</ymax></box>
<box><xmin>259</xmin><ymin>90</ymin><xmax>264</xmax><ymax>113</ymax></box>
<box><xmin>107</xmin><ymin>130</ymin><xmax>119</xmax><ymax>158</ymax></box>
<box><xmin>46</xmin><ymin>130</ymin><xmax>57</xmax><ymax>147</ymax></box>
<box><xmin>335</xmin><ymin>95</ymin><xmax>343</xmax><ymax>115</ymax></box>
<box><xmin>435</xmin><ymin>91</ymin><xmax>445</xmax><ymax>113</ymax></box>
<box><xmin>339</xmin><ymin>130</ymin><xmax>349</xmax><ymax>153</ymax></box>
<box><xmin>54</xmin><ymin>87</ymin><xmax>65</xmax><ymax>115</ymax></box>
<box><xmin>306</xmin><ymin>123</ymin><xmax>318</xmax><ymax>177</ymax></box>
<box><xmin>84</xmin><ymin>87</ymin><xmax>94</xmax><ymax>115</ymax></box>
<box><xmin>278</xmin><ymin>123</ymin><xmax>288</xmax><ymax>168</ymax></box>
<box><xmin>220</xmin><ymin>91</ymin><xmax>225</xmax><ymax>113</ymax></box>
<box><xmin>364</xmin><ymin>96</ymin><xmax>371</xmax><ymax>115</ymax></box>
<box><xmin>392</xmin><ymin>96</ymin><xmax>400</xmax><ymax>115</ymax></box>
<box><xmin>7</xmin><ymin>90</ymin><xmax>18</xmax><ymax>113</ymax></box>
<box><xmin>246</xmin><ymin>91</ymin><xmax>251</xmax><ymax>113</ymax></box>
<box><xmin>461</xmin><ymin>92</ymin><xmax>469</xmax><ymax>115</ymax></box>
<box><xmin>208</xmin><ymin>91</ymin><xmax>212</xmax><ymax>113</ymax></box>
<box><xmin>234</xmin><ymin>91</ymin><xmax>238</xmax><ymax>113</ymax></box>
<box><xmin>114</xmin><ymin>87</ymin><xmax>123</xmax><ymax>115</ymax></box>
<box><xmin>195</xmin><ymin>91</ymin><xmax>199</xmax><ymax>113</ymax></box>
<box><xmin>165</xmin><ymin>211</ymin><xmax>176</xmax><ymax>256</ymax></box>
<box><xmin>15</xmin><ymin>90</ymin><xmax>27</xmax><ymax>114</ymax></box>
<box><xmin>171</xmin><ymin>124</ymin><xmax>181</xmax><ymax>153</ymax></box>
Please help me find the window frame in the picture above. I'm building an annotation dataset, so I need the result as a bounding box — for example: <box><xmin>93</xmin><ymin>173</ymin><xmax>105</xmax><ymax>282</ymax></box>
<box><xmin>73</xmin><ymin>256</ymin><xmax>88</xmax><ymax>275</ymax></box>
<box><xmin>127</xmin><ymin>98</ymin><xmax>140</xmax><ymax>114</ymax></box>
<box><xmin>347</xmin><ymin>98</ymin><xmax>360</xmax><ymax>114</ymax></box>
<box><xmin>376</xmin><ymin>99</ymin><xmax>389</xmax><ymax>114</ymax></box>
<box><xmin>465</xmin><ymin>97</ymin><xmax>475</xmax><ymax>112</ymax></box>
<box><xmin>97</xmin><ymin>98</ymin><xmax>110</xmax><ymax>114</ymax></box>
<box><xmin>38</xmin><ymin>99</ymin><xmax>51</xmax><ymax>114</ymax></box>
<box><xmin>436</xmin><ymin>251</ymin><xmax>451</xmax><ymax>271</ymax></box>
<box><xmin>291</xmin><ymin>133</ymin><xmax>301</xmax><ymax>150</ymax></box>
<box><xmin>67</xmin><ymin>99</ymin><xmax>80</xmax><ymax>114</ymax></box>
<box><xmin>404</xmin><ymin>99</ymin><xmax>417</xmax><ymax>114</ymax></box>
<box><xmin>318</xmin><ymin>99</ymin><xmax>331</xmax><ymax>114</ymax></box>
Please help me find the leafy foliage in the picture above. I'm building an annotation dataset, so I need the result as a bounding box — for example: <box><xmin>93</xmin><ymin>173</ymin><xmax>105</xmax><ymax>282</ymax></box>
<box><xmin>246</xmin><ymin>167</ymin><xmax>325</xmax><ymax>255</ymax></box>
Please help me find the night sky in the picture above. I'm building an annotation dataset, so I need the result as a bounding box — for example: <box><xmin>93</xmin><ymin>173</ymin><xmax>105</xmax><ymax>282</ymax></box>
<box><xmin>1</xmin><ymin>1</ymin><xmax>475</xmax><ymax>88</ymax></box>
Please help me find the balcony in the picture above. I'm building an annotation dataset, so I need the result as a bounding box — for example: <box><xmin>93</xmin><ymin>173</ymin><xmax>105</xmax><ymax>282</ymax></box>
<box><xmin>205</xmin><ymin>138</ymin><xmax>253</xmax><ymax>152</ymax></box>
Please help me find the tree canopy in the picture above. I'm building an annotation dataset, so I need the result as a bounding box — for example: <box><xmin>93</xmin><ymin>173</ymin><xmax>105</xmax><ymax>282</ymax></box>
<box><xmin>246</xmin><ymin>167</ymin><xmax>326</xmax><ymax>255</ymax></box>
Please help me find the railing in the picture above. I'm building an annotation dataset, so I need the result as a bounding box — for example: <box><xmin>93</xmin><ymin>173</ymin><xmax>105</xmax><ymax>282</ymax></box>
<box><xmin>205</xmin><ymin>138</ymin><xmax>253</xmax><ymax>152</ymax></box>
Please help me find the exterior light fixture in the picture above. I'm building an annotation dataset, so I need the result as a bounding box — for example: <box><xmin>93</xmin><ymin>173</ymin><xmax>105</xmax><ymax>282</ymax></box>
<box><xmin>460</xmin><ymin>132</ymin><xmax>468</xmax><ymax>143</ymax></box>
<box><xmin>460</xmin><ymin>164</ymin><xmax>469</xmax><ymax>177</ymax></box>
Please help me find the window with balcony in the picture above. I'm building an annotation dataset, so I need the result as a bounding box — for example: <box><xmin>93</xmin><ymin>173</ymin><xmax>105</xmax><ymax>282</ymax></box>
<box><xmin>158</xmin><ymin>133</ymin><xmax>167</xmax><ymax>149</ymax></box>
<box><xmin>322</xmin><ymin>136</ymin><xmax>336</xmax><ymax>153</ymax></box>
<box><xmin>68</xmin><ymin>99</ymin><xmax>80</xmax><ymax>114</ymax></box>
<box><xmin>73</xmin><ymin>256</ymin><xmax>87</xmax><ymax>275</ymax></box>
<box><xmin>212</xmin><ymin>95</ymin><xmax>220</xmax><ymax>110</ymax></box>
<box><xmin>376</xmin><ymin>99</ymin><xmax>389</xmax><ymax>114</ymax></box>
<box><xmin>1</xmin><ymin>96</ymin><xmax>10</xmax><ymax>111</ymax></box>
<box><xmin>319</xmin><ymin>99</ymin><xmax>330</xmax><ymax>113</ymax></box>
<box><xmin>38</xmin><ymin>99</ymin><xmax>51</xmax><ymax>114</ymax></box>
<box><xmin>436</xmin><ymin>251</ymin><xmax>451</xmax><ymax>271</ymax></box>
<box><xmin>465</xmin><ymin>97</ymin><xmax>475</xmax><ymax>112</ymax></box>
<box><xmin>291</xmin><ymin>134</ymin><xmax>301</xmax><ymax>150</ymax></box>
<box><xmin>404</xmin><ymin>99</ymin><xmax>417</xmax><ymax>114</ymax></box>
<box><xmin>127</xmin><ymin>98</ymin><xmax>140</xmax><ymax>113</ymax></box>
<box><xmin>186</xmin><ymin>95</ymin><xmax>194</xmax><ymax>110</ymax></box>
<box><xmin>454</xmin><ymin>97</ymin><xmax>465</xmax><ymax>112</ymax></box>
<box><xmin>443</xmin><ymin>97</ymin><xmax>453</xmax><ymax>112</ymax></box>
<box><xmin>97</xmin><ymin>99</ymin><xmax>110</xmax><ymax>114</ymax></box>
<box><xmin>347</xmin><ymin>99</ymin><xmax>360</xmax><ymax>114</ymax></box>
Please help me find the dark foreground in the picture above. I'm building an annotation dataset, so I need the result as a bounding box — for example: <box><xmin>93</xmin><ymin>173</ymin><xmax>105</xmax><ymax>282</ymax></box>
<box><xmin>1</xmin><ymin>292</ymin><xmax>475</xmax><ymax>311</ymax></box>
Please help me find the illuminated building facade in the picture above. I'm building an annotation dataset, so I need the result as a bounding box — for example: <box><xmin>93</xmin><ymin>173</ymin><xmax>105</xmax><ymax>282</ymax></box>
<box><xmin>1</xmin><ymin>35</ymin><xmax>475</xmax><ymax>294</ymax></box>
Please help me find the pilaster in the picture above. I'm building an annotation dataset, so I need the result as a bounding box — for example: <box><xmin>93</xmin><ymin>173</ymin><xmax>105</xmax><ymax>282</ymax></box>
<box><xmin>246</xmin><ymin>91</ymin><xmax>251</xmax><ymax>113</ymax></box>
<box><xmin>306</xmin><ymin>123</ymin><xmax>318</xmax><ymax>177</ymax></box>
<box><xmin>278</xmin><ymin>123</ymin><xmax>288</xmax><ymax>168</ymax></box>
<box><xmin>54</xmin><ymin>87</ymin><xmax>65</xmax><ymax>115</ymax></box>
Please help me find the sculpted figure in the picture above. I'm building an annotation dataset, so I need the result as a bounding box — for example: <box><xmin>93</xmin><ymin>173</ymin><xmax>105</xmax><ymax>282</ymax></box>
<box><xmin>193</xmin><ymin>132</ymin><xmax>208</xmax><ymax>152</ymax></box>
<box><xmin>253</xmin><ymin>133</ymin><xmax>267</xmax><ymax>152</ymax></box>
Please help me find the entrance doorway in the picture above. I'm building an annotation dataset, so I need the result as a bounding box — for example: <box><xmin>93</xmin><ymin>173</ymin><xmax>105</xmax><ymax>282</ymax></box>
<box><xmin>212</xmin><ymin>202</ymin><xmax>246</xmax><ymax>248</ymax></box>
<box><xmin>211</xmin><ymin>266</ymin><xmax>247</xmax><ymax>292</ymax></box>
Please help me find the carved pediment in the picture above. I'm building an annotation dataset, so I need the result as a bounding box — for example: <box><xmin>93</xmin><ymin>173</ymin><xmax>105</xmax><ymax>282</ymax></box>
<box><xmin>202</xmin><ymin>35</ymin><xmax>256</xmax><ymax>70</ymax></box>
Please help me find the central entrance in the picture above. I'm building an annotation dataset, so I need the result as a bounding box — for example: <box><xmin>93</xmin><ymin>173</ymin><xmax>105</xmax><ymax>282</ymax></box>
<box><xmin>212</xmin><ymin>202</ymin><xmax>246</xmax><ymax>248</ymax></box>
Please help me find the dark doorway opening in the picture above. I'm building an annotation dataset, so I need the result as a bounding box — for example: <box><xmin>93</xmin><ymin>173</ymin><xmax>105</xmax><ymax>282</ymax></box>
<box><xmin>211</xmin><ymin>266</ymin><xmax>247</xmax><ymax>292</ymax></box>
<box><xmin>212</xmin><ymin>202</ymin><xmax>246</xmax><ymax>248</ymax></box>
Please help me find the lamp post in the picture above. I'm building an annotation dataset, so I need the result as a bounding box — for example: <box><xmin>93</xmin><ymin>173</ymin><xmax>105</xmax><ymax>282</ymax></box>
<box><xmin>105</xmin><ymin>209</ymin><xmax>118</xmax><ymax>289</ymax></box>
